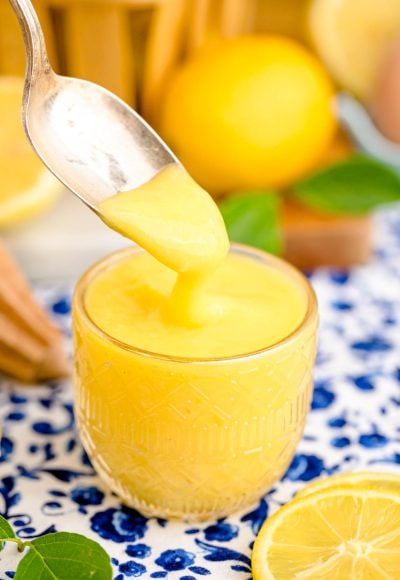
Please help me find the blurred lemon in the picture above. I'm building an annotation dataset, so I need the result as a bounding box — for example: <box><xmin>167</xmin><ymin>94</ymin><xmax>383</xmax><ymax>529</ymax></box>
<box><xmin>0</xmin><ymin>76</ymin><xmax>62</xmax><ymax>229</ymax></box>
<box><xmin>159</xmin><ymin>36</ymin><xmax>336</xmax><ymax>195</ymax></box>
<box><xmin>308</xmin><ymin>0</ymin><xmax>400</xmax><ymax>98</ymax></box>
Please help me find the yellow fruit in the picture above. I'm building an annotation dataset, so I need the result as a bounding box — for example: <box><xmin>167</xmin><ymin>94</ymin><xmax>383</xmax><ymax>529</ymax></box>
<box><xmin>252</xmin><ymin>484</ymin><xmax>400</xmax><ymax>579</ymax></box>
<box><xmin>308</xmin><ymin>0</ymin><xmax>400</xmax><ymax>98</ymax></box>
<box><xmin>159</xmin><ymin>36</ymin><xmax>336</xmax><ymax>195</ymax></box>
<box><xmin>0</xmin><ymin>76</ymin><xmax>62</xmax><ymax>229</ymax></box>
<box><xmin>296</xmin><ymin>470</ymin><xmax>400</xmax><ymax>498</ymax></box>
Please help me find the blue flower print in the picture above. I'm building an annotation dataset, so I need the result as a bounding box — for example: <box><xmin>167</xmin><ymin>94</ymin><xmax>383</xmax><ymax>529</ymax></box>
<box><xmin>188</xmin><ymin>566</ymin><xmax>210</xmax><ymax>575</ymax></box>
<box><xmin>90</xmin><ymin>507</ymin><xmax>148</xmax><ymax>543</ymax></box>
<box><xmin>126</xmin><ymin>543</ymin><xmax>151</xmax><ymax>559</ymax></box>
<box><xmin>32</xmin><ymin>403</ymin><xmax>74</xmax><ymax>436</ymax></box>
<box><xmin>351</xmin><ymin>375</ymin><xmax>375</xmax><ymax>391</ymax></box>
<box><xmin>311</xmin><ymin>382</ymin><xmax>335</xmax><ymax>410</ymax></box>
<box><xmin>9</xmin><ymin>393</ymin><xmax>27</xmax><ymax>404</ymax></box>
<box><xmin>332</xmin><ymin>300</ymin><xmax>353</xmax><ymax>311</ymax></box>
<box><xmin>330</xmin><ymin>270</ymin><xmax>349</xmax><ymax>284</ymax></box>
<box><xmin>195</xmin><ymin>540</ymin><xmax>251</xmax><ymax>566</ymax></box>
<box><xmin>241</xmin><ymin>499</ymin><xmax>268</xmax><ymax>535</ymax></box>
<box><xmin>52</xmin><ymin>297</ymin><xmax>71</xmax><ymax>315</ymax></box>
<box><xmin>331</xmin><ymin>436</ymin><xmax>351</xmax><ymax>448</ymax></box>
<box><xmin>204</xmin><ymin>521</ymin><xmax>238</xmax><ymax>542</ymax></box>
<box><xmin>327</xmin><ymin>416</ymin><xmax>347</xmax><ymax>428</ymax></box>
<box><xmin>118</xmin><ymin>560</ymin><xmax>146</xmax><ymax>577</ymax></box>
<box><xmin>370</xmin><ymin>453</ymin><xmax>400</xmax><ymax>465</ymax></box>
<box><xmin>0</xmin><ymin>476</ymin><xmax>20</xmax><ymax>516</ymax></box>
<box><xmin>70</xmin><ymin>486</ymin><xmax>104</xmax><ymax>506</ymax></box>
<box><xmin>0</xmin><ymin>437</ymin><xmax>14</xmax><ymax>464</ymax></box>
<box><xmin>5</xmin><ymin>412</ymin><xmax>25</xmax><ymax>422</ymax></box>
<box><xmin>351</xmin><ymin>336</ymin><xmax>392</xmax><ymax>353</ymax></box>
<box><xmin>359</xmin><ymin>432</ymin><xmax>388</xmax><ymax>449</ymax></box>
<box><xmin>155</xmin><ymin>549</ymin><xmax>195</xmax><ymax>571</ymax></box>
<box><xmin>285</xmin><ymin>453</ymin><xmax>325</xmax><ymax>482</ymax></box>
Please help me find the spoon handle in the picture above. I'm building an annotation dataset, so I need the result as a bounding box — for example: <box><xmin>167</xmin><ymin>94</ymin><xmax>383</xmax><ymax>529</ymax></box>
<box><xmin>8</xmin><ymin>0</ymin><xmax>51</xmax><ymax>80</ymax></box>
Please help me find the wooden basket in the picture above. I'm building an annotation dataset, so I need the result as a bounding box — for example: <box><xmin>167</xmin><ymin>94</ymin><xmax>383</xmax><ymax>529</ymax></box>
<box><xmin>0</xmin><ymin>0</ymin><xmax>304</xmax><ymax>123</ymax></box>
<box><xmin>0</xmin><ymin>0</ymin><xmax>371</xmax><ymax>268</ymax></box>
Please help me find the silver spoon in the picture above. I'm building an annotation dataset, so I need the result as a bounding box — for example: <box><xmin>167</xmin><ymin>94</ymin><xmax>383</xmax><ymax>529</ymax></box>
<box><xmin>9</xmin><ymin>0</ymin><xmax>179</xmax><ymax>212</ymax></box>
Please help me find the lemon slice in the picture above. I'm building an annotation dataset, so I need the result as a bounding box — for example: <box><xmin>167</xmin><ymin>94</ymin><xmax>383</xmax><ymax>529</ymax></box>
<box><xmin>252</xmin><ymin>486</ymin><xmax>400</xmax><ymax>579</ymax></box>
<box><xmin>308</xmin><ymin>0</ymin><xmax>400</xmax><ymax>98</ymax></box>
<box><xmin>296</xmin><ymin>471</ymin><xmax>400</xmax><ymax>499</ymax></box>
<box><xmin>0</xmin><ymin>76</ymin><xmax>62</xmax><ymax>228</ymax></box>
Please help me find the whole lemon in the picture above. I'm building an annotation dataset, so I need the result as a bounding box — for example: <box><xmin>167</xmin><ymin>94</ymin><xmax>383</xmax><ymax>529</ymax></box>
<box><xmin>159</xmin><ymin>36</ymin><xmax>336</xmax><ymax>195</ymax></box>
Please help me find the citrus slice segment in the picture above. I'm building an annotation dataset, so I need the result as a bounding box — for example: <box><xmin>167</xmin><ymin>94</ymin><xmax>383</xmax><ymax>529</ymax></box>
<box><xmin>0</xmin><ymin>76</ymin><xmax>62</xmax><ymax>228</ymax></box>
<box><xmin>308</xmin><ymin>0</ymin><xmax>400</xmax><ymax>98</ymax></box>
<box><xmin>296</xmin><ymin>471</ymin><xmax>400</xmax><ymax>499</ymax></box>
<box><xmin>252</xmin><ymin>486</ymin><xmax>400</xmax><ymax>579</ymax></box>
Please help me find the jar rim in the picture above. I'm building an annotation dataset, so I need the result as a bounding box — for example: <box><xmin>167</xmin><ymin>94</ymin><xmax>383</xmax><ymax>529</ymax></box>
<box><xmin>73</xmin><ymin>244</ymin><xmax>318</xmax><ymax>364</ymax></box>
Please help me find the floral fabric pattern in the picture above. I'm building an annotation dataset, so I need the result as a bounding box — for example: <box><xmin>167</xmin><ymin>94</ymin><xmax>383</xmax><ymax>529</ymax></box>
<box><xmin>1</xmin><ymin>208</ymin><xmax>400</xmax><ymax>579</ymax></box>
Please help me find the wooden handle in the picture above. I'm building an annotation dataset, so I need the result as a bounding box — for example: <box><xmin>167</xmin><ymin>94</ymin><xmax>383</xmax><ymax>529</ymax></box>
<box><xmin>0</xmin><ymin>0</ymin><xmax>57</xmax><ymax>75</ymax></box>
<box><xmin>63</xmin><ymin>3</ymin><xmax>136</xmax><ymax>105</ymax></box>
<box><xmin>0</xmin><ymin>241</ymin><xmax>69</xmax><ymax>382</ymax></box>
<box><xmin>142</xmin><ymin>0</ymin><xmax>187</xmax><ymax>123</ymax></box>
<box><xmin>220</xmin><ymin>0</ymin><xmax>256</xmax><ymax>37</ymax></box>
<box><xmin>0</xmin><ymin>1</ymin><xmax>26</xmax><ymax>74</ymax></box>
<box><xmin>187</xmin><ymin>0</ymin><xmax>255</xmax><ymax>54</ymax></box>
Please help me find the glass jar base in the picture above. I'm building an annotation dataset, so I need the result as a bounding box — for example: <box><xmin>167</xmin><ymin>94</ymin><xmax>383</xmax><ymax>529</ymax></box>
<box><xmin>88</xmin><ymin>452</ymin><xmax>290</xmax><ymax>522</ymax></box>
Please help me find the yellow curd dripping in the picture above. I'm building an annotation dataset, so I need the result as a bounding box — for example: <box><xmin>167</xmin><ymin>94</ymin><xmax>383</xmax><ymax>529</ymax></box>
<box><xmin>73</xmin><ymin>162</ymin><xmax>317</xmax><ymax>519</ymax></box>
<box><xmin>99</xmin><ymin>164</ymin><xmax>229</xmax><ymax>325</ymax></box>
<box><xmin>96</xmin><ymin>163</ymin><xmax>306</xmax><ymax>351</ymax></box>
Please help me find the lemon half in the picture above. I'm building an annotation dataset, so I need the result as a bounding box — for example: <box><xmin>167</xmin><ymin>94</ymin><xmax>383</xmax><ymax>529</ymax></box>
<box><xmin>252</xmin><ymin>478</ymin><xmax>400</xmax><ymax>578</ymax></box>
<box><xmin>296</xmin><ymin>470</ymin><xmax>400</xmax><ymax>499</ymax></box>
<box><xmin>0</xmin><ymin>76</ymin><xmax>62</xmax><ymax>228</ymax></box>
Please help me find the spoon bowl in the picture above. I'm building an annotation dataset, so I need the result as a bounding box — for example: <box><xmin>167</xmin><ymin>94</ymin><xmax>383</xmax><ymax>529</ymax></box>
<box><xmin>9</xmin><ymin>0</ymin><xmax>179</xmax><ymax>211</ymax></box>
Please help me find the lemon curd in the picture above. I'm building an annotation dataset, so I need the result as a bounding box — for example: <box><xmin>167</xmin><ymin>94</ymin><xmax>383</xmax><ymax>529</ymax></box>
<box><xmin>73</xmin><ymin>164</ymin><xmax>318</xmax><ymax>519</ymax></box>
<box><xmin>98</xmin><ymin>164</ymin><xmax>229</xmax><ymax>327</ymax></box>
<box><xmin>84</xmin><ymin>251</ymin><xmax>306</xmax><ymax>359</ymax></box>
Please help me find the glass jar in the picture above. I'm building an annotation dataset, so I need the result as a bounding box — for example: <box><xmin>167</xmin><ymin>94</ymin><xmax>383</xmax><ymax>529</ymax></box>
<box><xmin>73</xmin><ymin>245</ymin><xmax>318</xmax><ymax>520</ymax></box>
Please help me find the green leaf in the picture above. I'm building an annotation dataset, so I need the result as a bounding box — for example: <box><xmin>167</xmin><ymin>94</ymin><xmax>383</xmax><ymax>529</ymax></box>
<box><xmin>0</xmin><ymin>514</ymin><xmax>17</xmax><ymax>552</ymax></box>
<box><xmin>219</xmin><ymin>191</ymin><xmax>282</xmax><ymax>254</ymax></box>
<box><xmin>15</xmin><ymin>532</ymin><xmax>112</xmax><ymax>580</ymax></box>
<box><xmin>293</xmin><ymin>155</ymin><xmax>400</xmax><ymax>215</ymax></box>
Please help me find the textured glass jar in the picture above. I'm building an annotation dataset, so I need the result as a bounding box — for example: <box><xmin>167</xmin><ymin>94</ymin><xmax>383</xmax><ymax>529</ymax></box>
<box><xmin>73</xmin><ymin>245</ymin><xmax>318</xmax><ymax>521</ymax></box>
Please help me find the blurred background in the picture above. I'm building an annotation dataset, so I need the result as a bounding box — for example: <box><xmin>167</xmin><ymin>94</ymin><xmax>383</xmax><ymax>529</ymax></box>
<box><xmin>1</xmin><ymin>0</ymin><xmax>400</xmax><ymax>280</ymax></box>
<box><xmin>2</xmin><ymin>5</ymin><xmax>400</xmax><ymax>563</ymax></box>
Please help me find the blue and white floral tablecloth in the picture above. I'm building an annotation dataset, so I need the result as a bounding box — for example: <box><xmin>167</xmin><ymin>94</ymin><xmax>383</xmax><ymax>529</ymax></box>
<box><xmin>1</xmin><ymin>208</ymin><xmax>400</xmax><ymax>579</ymax></box>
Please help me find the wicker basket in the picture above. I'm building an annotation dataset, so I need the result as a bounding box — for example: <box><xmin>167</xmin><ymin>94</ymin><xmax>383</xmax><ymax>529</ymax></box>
<box><xmin>0</xmin><ymin>0</ymin><xmax>306</xmax><ymax>123</ymax></box>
